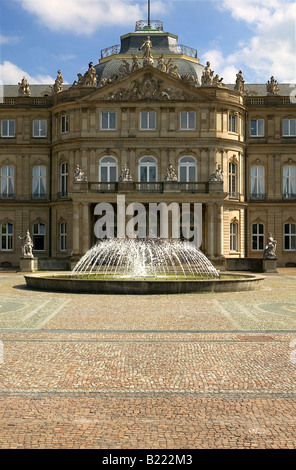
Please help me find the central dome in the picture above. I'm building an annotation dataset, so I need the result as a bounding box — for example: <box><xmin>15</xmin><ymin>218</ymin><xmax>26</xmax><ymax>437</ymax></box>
<box><xmin>94</xmin><ymin>20</ymin><xmax>204</xmax><ymax>85</ymax></box>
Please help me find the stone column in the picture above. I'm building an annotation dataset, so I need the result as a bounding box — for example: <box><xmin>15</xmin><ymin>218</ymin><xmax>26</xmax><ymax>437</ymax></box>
<box><xmin>216</xmin><ymin>203</ymin><xmax>223</xmax><ymax>257</ymax></box>
<box><xmin>72</xmin><ymin>202</ymin><xmax>80</xmax><ymax>255</ymax></box>
<box><xmin>81</xmin><ymin>203</ymin><xmax>90</xmax><ymax>254</ymax></box>
<box><xmin>207</xmin><ymin>203</ymin><xmax>214</xmax><ymax>257</ymax></box>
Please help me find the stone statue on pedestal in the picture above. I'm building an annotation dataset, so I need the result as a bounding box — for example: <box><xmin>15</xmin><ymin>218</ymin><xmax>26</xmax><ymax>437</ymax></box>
<box><xmin>140</xmin><ymin>36</ymin><xmax>154</xmax><ymax>67</ymax></box>
<box><xmin>234</xmin><ymin>70</ymin><xmax>245</xmax><ymax>94</ymax></box>
<box><xmin>73</xmin><ymin>164</ymin><xmax>87</xmax><ymax>182</ymax></box>
<box><xmin>19</xmin><ymin>230</ymin><xmax>34</xmax><ymax>258</ymax></box>
<box><xmin>267</xmin><ymin>76</ymin><xmax>279</xmax><ymax>95</ymax></box>
<box><xmin>164</xmin><ymin>164</ymin><xmax>178</xmax><ymax>181</ymax></box>
<box><xmin>18</xmin><ymin>76</ymin><xmax>31</xmax><ymax>96</ymax></box>
<box><xmin>119</xmin><ymin>164</ymin><xmax>133</xmax><ymax>182</ymax></box>
<box><xmin>50</xmin><ymin>70</ymin><xmax>63</xmax><ymax>94</ymax></box>
<box><xmin>210</xmin><ymin>164</ymin><xmax>223</xmax><ymax>182</ymax></box>
<box><xmin>263</xmin><ymin>233</ymin><xmax>277</xmax><ymax>259</ymax></box>
<box><xmin>201</xmin><ymin>62</ymin><xmax>214</xmax><ymax>86</ymax></box>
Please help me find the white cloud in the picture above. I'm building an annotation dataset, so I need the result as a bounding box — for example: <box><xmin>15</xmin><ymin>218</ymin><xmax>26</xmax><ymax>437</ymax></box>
<box><xmin>16</xmin><ymin>0</ymin><xmax>166</xmax><ymax>35</ymax></box>
<box><xmin>204</xmin><ymin>0</ymin><xmax>296</xmax><ymax>83</ymax></box>
<box><xmin>0</xmin><ymin>35</ymin><xmax>20</xmax><ymax>45</ymax></box>
<box><xmin>0</xmin><ymin>61</ymin><xmax>55</xmax><ymax>85</ymax></box>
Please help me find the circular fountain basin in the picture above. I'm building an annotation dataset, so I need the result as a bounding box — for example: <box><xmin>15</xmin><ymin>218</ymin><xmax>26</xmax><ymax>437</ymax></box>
<box><xmin>24</xmin><ymin>272</ymin><xmax>265</xmax><ymax>295</ymax></box>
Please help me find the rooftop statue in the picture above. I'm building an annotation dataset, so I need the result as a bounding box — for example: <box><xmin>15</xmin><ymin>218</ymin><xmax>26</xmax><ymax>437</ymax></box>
<box><xmin>201</xmin><ymin>61</ymin><xmax>214</xmax><ymax>86</ymax></box>
<box><xmin>181</xmin><ymin>73</ymin><xmax>199</xmax><ymax>87</ymax></box>
<box><xmin>19</xmin><ymin>230</ymin><xmax>34</xmax><ymax>258</ymax></box>
<box><xmin>73</xmin><ymin>62</ymin><xmax>98</xmax><ymax>87</ymax></box>
<box><xmin>18</xmin><ymin>76</ymin><xmax>31</xmax><ymax>96</ymax></box>
<box><xmin>73</xmin><ymin>164</ymin><xmax>87</xmax><ymax>182</ymax></box>
<box><xmin>168</xmin><ymin>63</ymin><xmax>181</xmax><ymax>80</ymax></box>
<box><xmin>139</xmin><ymin>36</ymin><xmax>154</xmax><ymax>66</ymax></box>
<box><xmin>118</xmin><ymin>59</ymin><xmax>130</xmax><ymax>78</ymax></box>
<box><xmin>131</xmin><ymin>54</ymin><xmax>141</xmax><ymax>72</ymax></box>
<box><xmin>164</xmin><ymin>163</ymin><xmax>178</xmax><ymax>182</ymax></box>
<box><xmin>234</xmin><ymin>70</ymin><xmax>245</xmax><ymax>94</ymax></box>
<box><xmin>263</xmin><ymin>233</ymin><xmax>277</xmax><ymax>259</ymax></box>
<box><xmin>212</xmin><ymin>74</ymin><xmax>224</xmax><ymax>86</ymax></box>
<box><xmin>267</xmin><ymin>76</ymin><xmax>279</xmax><ymax>95</ymax></box>
<box><xmin>50</xmin><ymin>70</ymin><xmax>63</xmax><ymax>94</ymax></box>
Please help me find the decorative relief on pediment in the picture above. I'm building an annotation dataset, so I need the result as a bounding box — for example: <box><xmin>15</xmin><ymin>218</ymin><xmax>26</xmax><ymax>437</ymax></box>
<box><xmin>101</xmin><ymin>72</ymin><xmax>193</xmax><ymax>102</ymax></box>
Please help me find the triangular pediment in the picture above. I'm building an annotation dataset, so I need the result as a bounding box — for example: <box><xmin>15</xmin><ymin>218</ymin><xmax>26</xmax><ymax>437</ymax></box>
<box><xmin>81</xmin><ymin>66</ymin><xmax>215</xmax><ymax>103</ymax></box>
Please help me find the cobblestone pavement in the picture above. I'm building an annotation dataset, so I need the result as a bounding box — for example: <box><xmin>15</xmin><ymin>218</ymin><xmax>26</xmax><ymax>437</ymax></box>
<box><xmin>0</xmin><ymin>269</ymin><xmax>296</xmax><ymax>448</ymax></box>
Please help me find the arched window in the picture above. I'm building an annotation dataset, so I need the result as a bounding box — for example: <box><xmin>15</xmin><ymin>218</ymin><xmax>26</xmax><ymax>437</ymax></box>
<box><xmin>251</xmin><ymin>165</ymin><xmax>265</xmax><ymax>199</ymax></box>
<box><xmin>229</xmin><ymin>162</ymin><xmax>237</xmax><ymax>198</ymax></box>
<box><xmin>284</xmin><ymin>223</ymin><xmax>296</xmax><ymax>251</ymax></box>
<box><xmin>283</xmin><ymin>165</ymin><xmax>296</xmax><ymax>199</ymax></box>
<box><xmin>99</xmin><ymin>156</ymin><xmax>118</xmax><ymax>182</ymax></box>
<box><xmin>32</xmin><ymin>165</ymin><xmax>46</xmax><ymax>199</ymax></box>
<box><xmin>178</xmin><ymin>156</ymin><xmax>197</xmax><ymax>182</ymax></box>
<box><xmin>59</xmin><ymin>162</ymin><xmax>68</xmax><ymax>197</ymax></box>
<box><xmin>138</xmin><ymin>156</ymin><xmax>157</xmax><ymax>182</ymax></box>
<box><xmin>230</xmin><ymin>222</ymin><xmax>238</xmax><ymax>251</ymax></box>
<box><xmin>32</xmin><ymin>222</ymin><xmax>45</xmax><ymax>251</ymax></box>
<box><xmin>1</xmin><ymin>222</ymin><xmax>13</xmax><ymax>251</ymax></box>
<box><xmin>1</xmin><ymin>166</ymin><xmax>14</xmax><ymax>199</ymax></box>
<box><xmin>252</xmin><ymin>223</ymin><xmax>264</xmax><ymax>251</ymax></box>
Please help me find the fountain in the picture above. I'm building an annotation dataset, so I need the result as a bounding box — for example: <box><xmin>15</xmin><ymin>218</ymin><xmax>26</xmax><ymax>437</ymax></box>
<box><xmin>24</xmin><ymin>237</ymin><xmax>265</xmax><ymax>294</ymax></box>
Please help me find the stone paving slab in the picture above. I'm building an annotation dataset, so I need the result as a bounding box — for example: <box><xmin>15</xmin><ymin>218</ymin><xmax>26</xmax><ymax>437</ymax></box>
<box><xmin>0</xmin><ymin>269</ymin><xmax>296</xmax><ymax>448</ymax></box>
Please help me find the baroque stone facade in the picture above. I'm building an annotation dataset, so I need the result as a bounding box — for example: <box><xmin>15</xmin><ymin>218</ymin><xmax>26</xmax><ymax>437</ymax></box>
<box><xmin>0</xmin><ymin>21</ymin><xmax>295</xmax><ymax>269</ymax></box>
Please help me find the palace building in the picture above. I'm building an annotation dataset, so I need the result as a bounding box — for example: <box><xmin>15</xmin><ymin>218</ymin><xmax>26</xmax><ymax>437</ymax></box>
<box><xmin>0</xmin><ymin>19</ymin><xmax>296</xmax><ymax>269</ymax></box>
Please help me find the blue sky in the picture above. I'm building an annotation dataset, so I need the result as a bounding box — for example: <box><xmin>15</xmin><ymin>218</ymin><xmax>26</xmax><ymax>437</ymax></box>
<box><xmin>0</xmin><ymin>0</ymin><xmax>296</xmax><ymax>85</ymax></box>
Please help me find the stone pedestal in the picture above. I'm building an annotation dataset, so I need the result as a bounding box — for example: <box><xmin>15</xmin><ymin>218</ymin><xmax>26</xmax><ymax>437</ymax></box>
<box><xmin>263</xmin><ymin>258</ymin><xmax>278</xmax><ymax>273</ymax></box>
<box><xmin>19</xmin><ymin>257</ymin><xmax>38</xmax><ymax>272</ymax></box>
<box><xmin>163</xmin><ymin>182</ymin><xmax>179</xmax><ymax>193</ymax></box>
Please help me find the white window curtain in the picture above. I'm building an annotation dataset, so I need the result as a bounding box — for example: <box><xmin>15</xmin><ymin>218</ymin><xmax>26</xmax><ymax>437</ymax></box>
<box><xmin>283</xmin><ymin>165</ymin><xmax>296</xmax><ymax>197</ymax></box>
<box><xmin>251</xmin><ymin>165</ymin><xmax>265</xmax><ymax>197</ymax></box>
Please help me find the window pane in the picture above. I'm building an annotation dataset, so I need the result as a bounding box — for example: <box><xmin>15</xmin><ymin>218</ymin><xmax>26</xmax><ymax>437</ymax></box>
<box><xmin>188</xmin><ymin>166</ymin><xmax>196</xmax><ymax>182</ymax></box>
<box><xmin>141</xmin><ymin>112</ymin><xmax>148</xmax><ymax>129</ymax></box>
<box><xmin>109</xmin><ymin>113</ymin><xmax>116</xmax><ymax>129</ymax></box>
<box><xmin>101</xmin><ymin>113</ymin><xmax>108</xmax><ymax>129</ymax></box>
<box><xmin>149</xmin><ymin>112</ymin><xmax>156</xmax><ymax>129</ymax></box>
<box><xmin>149</xmin><ymin>166</ymin><xmax>156</xmax><ymax>182</ymax></box>
<box><xmin>258</xmin><ymin>119</ymin><xmax>264</xmax><ymax>135</ymax></box>
<box><xmin>283</xmin><ymin>119</ymin><xmax>289</xmax><ymax>135</ymax></box>
<box><xmin>179</xmin><ymin>167</ymin><xmax>187</xmax><ymax>182</ymax></box>
<box><xmin>188</xmin><ymin>112</ymin><xmax>195</xmax><ymax>129</ymax></box>
<box><xmin>180</xmin><ymin>112</ymin><xmax>187</xmax><ymax>129</ymax></box>
<box><xmin>109</xmin><ymin>166</ymin><xmax>117</xmax><ymax>182</ymax></box>
<box><xmin>250</xmin><ymin>120</ymin><xmax>256</xmax><ymax>136</ymax></box>
<box><xmin>140</xmin><ymin>166</ymin><xmax>147</xmax><ymax>182</ymax></box>
<box><xmin>100</xmin><ymin>167</ymin><xmax>108</xmax><ymax>182</ymax></box>
<box><xmin>291</xmin><ymin>120</ymin><xmax>296</xmax><ymax>135</ymax></box>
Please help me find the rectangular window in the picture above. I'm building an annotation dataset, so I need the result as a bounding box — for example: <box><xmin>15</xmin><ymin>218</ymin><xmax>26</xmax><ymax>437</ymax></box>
<box><xmin>229</xmin><ymin>114</ymin><xmax>237</xmax><ymax>133</ymax></box>
<box><xmin>283</xmin><ymin>119</ymin><xmax>296</xmax><ymax>136</ymax></box>
<box><xmin>252</xmin><ymin>223</ymin><xmax>264</xmax><ymax>251</ymax></box>
<box><xmin>1</xmin><ymin>120</ymin><xmax>15</xmax><ymax>137</ymax></box>
<box><xmin>284</xmin><ymin>223</ymin><xmax>296</xmax><ymax>250</ymax></box>
<box><xmin>61</xmin><ymin>115</ymin><xmax>69</xmax><ymax>133</ymax></box>
<box><xmin>1</xmin><ymin>166</ymin><xmax>14</xmax><ymax>199</ymax></box>
<box><xmin>1</xmin><ymin>223</ymin><xmax>13</xmax><ymax>251</ymax></box>
<box><xmin>140</xmin><ymin>111</ymin><xmax>156</xmax><ymax>130</ymax></box>
<box><xmin>33</xmin><ymin>120</ymin><xmax>47</xmax><ymax>137</ymax></box>
<box><xmin>230</xmin><ymin>223</ymin><xmax>238</xmax><ymax>251</ymax></box>
<box><xmin>180</xmin><ymin>112</ymin><xmax>196</xmax><ymax>130</ymax></box>
<box><xmin>250</xmin><ymin>119</ymin><xmax>264</xmax><ymax>137</ymax></box>
<box><xmin>32</xmin><ymin>165</ymin><xmax>46</xmax><ymax>199</ymax></box>
<box><xmin>33</xmin><ymin>222</ymin><xmax>45</xmax><ymax>251</ymax></box>
<box><xmin>101</xmin><ymin>112</ymin><xmax>116</xmax><ymax>130</ymax></box>
<box><xmin>59</xmin><ymin>222</ymin><xmax>67</xmax><ymax>251</ymax></box>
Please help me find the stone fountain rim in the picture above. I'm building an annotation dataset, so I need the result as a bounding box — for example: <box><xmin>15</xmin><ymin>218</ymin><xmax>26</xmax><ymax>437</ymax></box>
<box><xmin>24</xmin><ymin>272</ymin><xmax>265</xmax><ymax>294</ymax></box>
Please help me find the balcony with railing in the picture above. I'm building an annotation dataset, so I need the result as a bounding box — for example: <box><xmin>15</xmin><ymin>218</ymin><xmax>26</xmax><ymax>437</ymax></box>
<box><xmin>72</xmin><ymin>181</ymin><xmax>218</xmax><ymax>194</ymax></box>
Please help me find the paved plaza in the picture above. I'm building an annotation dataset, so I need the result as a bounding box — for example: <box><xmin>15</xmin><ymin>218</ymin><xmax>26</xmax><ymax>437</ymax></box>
<box><xmin>0</xmin><ymin>269</ymin><xmax>296</xmax><ymax>448</ymax></box>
